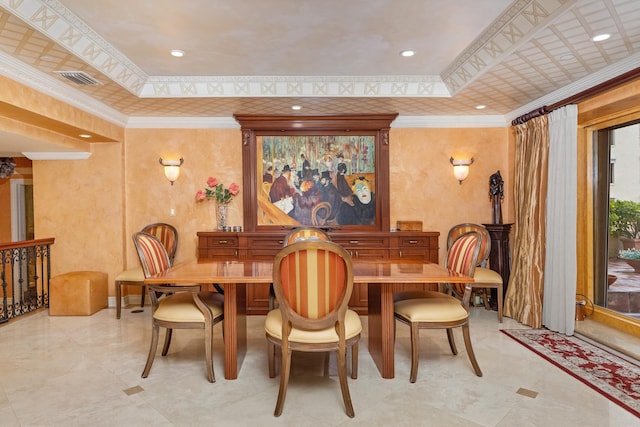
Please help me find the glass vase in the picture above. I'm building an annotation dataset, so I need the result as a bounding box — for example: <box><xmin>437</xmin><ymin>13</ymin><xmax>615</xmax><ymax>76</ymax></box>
<box><xmin>216</xmin><ymin>203</ymin><xmax>228</xmax><ymax>230</ymax></box>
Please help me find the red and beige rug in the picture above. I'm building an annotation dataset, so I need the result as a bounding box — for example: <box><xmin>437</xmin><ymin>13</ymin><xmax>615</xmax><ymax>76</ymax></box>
<box><xmin>502</xmin><ymin>328</ymin><xmax>640</xmax><ymax>418</ymax></box>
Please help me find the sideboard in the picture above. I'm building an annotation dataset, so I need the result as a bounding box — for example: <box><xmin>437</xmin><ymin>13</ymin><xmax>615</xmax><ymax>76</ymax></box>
<box><xmin>197</xmin><ymin>230</ymin><xmax>439</xmax><ymax>314</ymax></box>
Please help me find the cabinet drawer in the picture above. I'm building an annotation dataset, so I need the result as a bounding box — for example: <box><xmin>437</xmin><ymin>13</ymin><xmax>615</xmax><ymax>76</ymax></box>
<box><xmin>396</xmin><ymin>236</ymin><xmax>433</xmax><ymax>248</ymax></box>
<box><xmin>199</xmin><ymin>248</ymin><xmax>239</xmax><ymax>259</ymax></box>
<box><xmin>205</xmin><ymin>236</ymin><xmax>239</xmax><ymax>247</ymax></box>
<box><xmin>346</xmin><ymin>248</ymin><xmax>388</xmax><ymax>259</ymax></box>
<box><xmin>332</xmin><ymin>236</ymin><xmax>388</xmax><ymax>249</ymax></box>
<box><xmin>245</xmin><ymin>237</ymin><xmax>284</xmax><ymax>250</ymax></box>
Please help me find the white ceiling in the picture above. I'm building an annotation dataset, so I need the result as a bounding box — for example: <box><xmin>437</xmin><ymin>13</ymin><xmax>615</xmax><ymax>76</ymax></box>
<box><xmin>1</xmin><ymin>0</ymin><xmax>640</xmax><ymax>155</ymax></box>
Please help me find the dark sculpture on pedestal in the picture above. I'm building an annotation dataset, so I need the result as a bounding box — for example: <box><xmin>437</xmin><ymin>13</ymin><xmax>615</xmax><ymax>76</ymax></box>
<box><xmin>489</xmin><ymin>170</ymin><xmax>504</xmax><ymax>224</ymax></box>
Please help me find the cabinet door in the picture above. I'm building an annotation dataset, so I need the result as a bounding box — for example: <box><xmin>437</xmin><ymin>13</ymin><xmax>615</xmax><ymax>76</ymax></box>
<box><xmin>247</xmin><ymin>283</ymin><xmax>270</xmax><ymax>315</ymax></box>
<box><xmin>349</xmin><ymin>283</ymin><xmax>368</xmax><ymax>315</ymax></box>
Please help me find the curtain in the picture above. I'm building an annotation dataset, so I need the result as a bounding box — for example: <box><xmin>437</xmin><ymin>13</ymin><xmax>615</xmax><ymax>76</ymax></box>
<box><xmin>503</xmin><ymin>115</ymin><xmax>549</xmax><ymax>328</ymax></box>
<box><xmin>542</xmin><ymin>105</ymin><xmax>578</xmax><ymax>334</ymax></box>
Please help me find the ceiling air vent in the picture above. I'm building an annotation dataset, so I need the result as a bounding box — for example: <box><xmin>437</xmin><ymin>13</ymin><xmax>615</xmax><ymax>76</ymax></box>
<box><xmin>54</xmin><ymin>71</ymin><xmax>103</xmax><ymax>86</ymax></box>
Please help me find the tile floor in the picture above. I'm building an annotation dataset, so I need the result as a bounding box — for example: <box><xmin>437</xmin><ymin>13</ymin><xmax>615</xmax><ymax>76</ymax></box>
<box><xmin>0</xmin><ymin>306</ymin><xmax>639</xmax><ymax>426</ymax></box>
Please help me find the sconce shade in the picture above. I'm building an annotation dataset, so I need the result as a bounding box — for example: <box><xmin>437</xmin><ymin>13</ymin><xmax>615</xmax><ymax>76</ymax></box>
<box><xmin>450</xmin><ymin>157</ymin><xmax>474</xmax><ymax>184</ymax></box>
<box><xmin>159</xmin><ymin>157</ymin><xmax>184</xmax><ymax>185</ymax></box>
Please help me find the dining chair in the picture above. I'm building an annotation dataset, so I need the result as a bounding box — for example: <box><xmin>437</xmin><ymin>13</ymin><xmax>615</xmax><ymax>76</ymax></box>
<box><xmin>447</xmin><ymin>223</ymin><xmax>504</xmax><ymax>322</ymax></box>
<box><xmin>132</xmin><ymin>231</ymin><xmax>224</xmax><ymax>383</ymax></box>
<box><xmin>268</xmin><ymin>227</ymin><xmax>332</xmax><ymax>310</ymax></box>
<box><xmin>265</xmin><ymin>240</ymin><xmax>361</xmax><ymax>417</ymax></box>
<box><xmin>115</xmin><ymin>223</ymin><xmax>178</xmax><ymax>319</ymax></box>
<box><xmin>394</xmin><ymin>231</ymin><xmax>483</xmax><ymax>383</ymax></box>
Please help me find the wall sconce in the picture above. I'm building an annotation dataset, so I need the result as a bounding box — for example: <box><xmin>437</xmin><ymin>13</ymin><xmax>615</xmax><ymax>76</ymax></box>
<box><xmin>159</xmin><ymin>157</ymin><xmax>184</xmax><ymax>185</ymax></box>
<box><xmin>450</xmin><ymin>157</ymin><xmax>474</xmax><ymax>184</ymax></box>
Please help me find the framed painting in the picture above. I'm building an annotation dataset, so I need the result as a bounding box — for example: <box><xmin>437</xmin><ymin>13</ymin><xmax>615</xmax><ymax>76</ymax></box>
<box><xmin>235</xmin><ymin>114</ymin><xmax>397</xmax><ymax>232</ymax></box>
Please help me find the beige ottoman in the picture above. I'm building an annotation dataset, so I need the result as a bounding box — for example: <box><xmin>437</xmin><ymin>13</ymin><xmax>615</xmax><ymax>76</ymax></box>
<box><xmin>49</xmin><ymin>271</ymin><xmax>108</xmax><ymax>316</ymax></box>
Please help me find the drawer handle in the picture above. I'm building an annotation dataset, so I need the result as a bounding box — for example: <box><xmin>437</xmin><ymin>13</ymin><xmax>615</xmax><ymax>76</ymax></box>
<box><xmin>218</xmin><ymin>240</ymin><xmax>228</xmax><ymax>244</ymax></box>
<box><xmin>409</xmin><ymin>240</ymin><xmax>418</xmax><ymax>244</ymax></box>
<box><xmin>278</xmin><ymin>240</ymin><xmax>284</xmax><ymax>244</ymax></box>
<box><xmin>349</xmin><ymin>240</ymin><xmax>359</xmax><ymax>244</ymax></box>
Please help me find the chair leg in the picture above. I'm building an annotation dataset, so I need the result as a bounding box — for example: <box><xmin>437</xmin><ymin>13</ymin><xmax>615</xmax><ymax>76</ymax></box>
<box><xmin>497</xmin><ymin>286</ymin><xmax>503</xmax><ymax>323</ymax></box>
<box><xmin>268</xmin><ymin>341</ymin><xmax>276</xmax><ymax>378</ymax></box>
<box><xmin>446</xmin><ymin>328</ymin><xmax>458</xmax><ymax>355</ymax></box>
<box><xmin>274</xmin><ymin>346</ymin><xmax>292</xmax><ymax>417</ymax></box>
<box><xmin>115</xmin><ymin>281</ymin><xmax>122</xmax><ymax>319</ymax></box>
<box><xmin>162</xmin><ymin>329</ymin><xmax>173</xmax><ymax>356</ymax></box>
<box><xmin>462</xmin><ymin>324</ymin><xmax>483</xmax><ymax>377</ymax></box>
<box><xmin>142</xmin><ymin>323</ymin><xmax>159</xmax><ymax>378</ymax></box>
<box><xmin>204</xmin><ymin>324</ymin><xmax>215</xmax><ymax>383</ymax></box>
<box><xmin>140</xmin><ymin>285</ymin><xmax>146</xmax><ymax>308</ymax></box>
<box><xmin>337</xmin><ymin>345</ymin><xmax>355</xmax><ymax>418</ymax></box>
<box><xmin>409</xmin><ymin>323</ymin><xmax>420</xmax><ymax>383</ymax></box>
<box><xmin>323</xmin><ymin>352</ymin><xmax>330</xmax><ymax>376</ymax></box>
<box><xmin>351</xmin><ymin>342</ymin><xmax>358</xmax><ymax>380</ymax></box>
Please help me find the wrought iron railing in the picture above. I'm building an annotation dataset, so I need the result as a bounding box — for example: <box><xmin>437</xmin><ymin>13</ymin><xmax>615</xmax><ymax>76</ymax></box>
<box><xmin>0</xmin><ymin>238</ymin><xmax>54</xmax><ymax>323</ymax></box>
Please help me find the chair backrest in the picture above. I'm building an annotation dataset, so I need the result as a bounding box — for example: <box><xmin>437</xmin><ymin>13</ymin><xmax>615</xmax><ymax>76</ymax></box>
<box><xmin>132</xmin><ymin>232</ymin><xmax>172</xmax><ymax>279</ymax></box>
<box><xmin>272</xmin><ymin>240</ymin><xmax>353</xmax><ymax>331</ymax></box>
<box><xmin>283</xmin><ymin>227</ymin><xmax>331</xmax><ymax>247</ymax></box>
<box><xmin>447</xmin><ymin>223</ymin><xmax>490</xmax><ymax>266</ymax></box>
<box><xmin>141</xmin><ymin>223</ymin><xmax>178</xmax><ymax>264</ymax></box>
<box><xmin>446</xmin><ymin>231</ymin><xmax>482</xmax><ymax>296</ymax></box>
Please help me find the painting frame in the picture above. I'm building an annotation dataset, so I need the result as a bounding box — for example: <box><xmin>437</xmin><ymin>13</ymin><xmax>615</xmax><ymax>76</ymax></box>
<box><xmin>235</xmin><ymin>114</ymin><xmax>397</xmax><ymax>233</ymax></box>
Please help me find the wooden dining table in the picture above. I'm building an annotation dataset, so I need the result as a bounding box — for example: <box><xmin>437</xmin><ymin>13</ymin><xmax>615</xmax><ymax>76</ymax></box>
<box><xmin>145</xmin><ymin>259</ymin><xmax>473</xmax><ymax>380</ymax></box>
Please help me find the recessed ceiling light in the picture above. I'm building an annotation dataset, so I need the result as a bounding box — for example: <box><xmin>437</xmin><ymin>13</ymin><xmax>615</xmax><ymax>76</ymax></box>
<box><xmin>79</xmin><ymin>134</ymin><xmax>91</xmax><ymax>138</ymax></box>
<box><xmin>592</xmin><ymin>33</ymin><xmax>610</xmax><ymax>42</ymax></box>
<box><xmin>291</xmin><ymin>105</ymin><xmax>302</xmax><ymax>111</ymax></box>
<box><xmin>170</xmin><ymin>49</ymin><xmax>185</xmax><ymax>57</ymax></box>
<box><xmin>39</xmin><ymin>55</ymin><xmax>54</xmax><ymax>61</ymax></box>
<box><xmin>560</xmin><ymin>53</ymin><xmax>575</xmax><ymax>61</ymax></box>
<box><xmin>475</xmin><ymin>105</ymin><xmax>486</xmax><ymax>110</ymax></box>
<box><xmin>400</xmin><ymin>50</ymin><xmax>415</xmax><ymax>57</ymax></box>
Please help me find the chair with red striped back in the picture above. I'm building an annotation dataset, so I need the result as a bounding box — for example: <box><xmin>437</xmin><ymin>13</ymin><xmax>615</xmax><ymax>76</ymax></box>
<box><xmin>265</xmin><ymin>240</ymin><xmax>361</xmax><ymax>418</ymax></box>
<box><xmin>268</xmin><ymin>227</ymin><xmax>332</xmax><ymax>310</ymax></box>
<box><xmin>132</xmin><ymin>232</ymin><xmax>223</xmax><ymax>383</ymax></box>
<box><xmin>115</xmin><ymin>223</ymin><xmax>179</xmax><ymax>319</ymax></box>
<box><xmin>447</xmin><ymin>223</ymin><xmax>504</xmax><ymax>322</ymax></box>
<box><xmin>393</xmin><ymin>231</ymin><xmax>483</xmax><ymax>383</ymax></box>
<box><xmin>141</xmin><ymin>223</ymin><xmax>178</xmax><ymax>264</ymax></box>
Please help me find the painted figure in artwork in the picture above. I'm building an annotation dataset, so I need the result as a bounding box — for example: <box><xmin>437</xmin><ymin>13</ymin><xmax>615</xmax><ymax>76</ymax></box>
<box><xmin>489</xmin><ymin>170</ymin><xmax>504</xmax><ymax>224</ymax></box>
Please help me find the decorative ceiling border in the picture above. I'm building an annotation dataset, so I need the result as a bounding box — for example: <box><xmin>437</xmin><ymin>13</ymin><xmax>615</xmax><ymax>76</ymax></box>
<box><xmin>140</xmin><ymin>75</ymin><xmax>450</xmax><ymax>98</ymax></box>
<box><xmin>2</xmin><ymin>0</ymin><xmax>452</xmax><ymax>99</ymax></box>
<box><xmin>441</xmin><ymin>0</ymin><xmax>578</xmax><ymax>95</ymax></box>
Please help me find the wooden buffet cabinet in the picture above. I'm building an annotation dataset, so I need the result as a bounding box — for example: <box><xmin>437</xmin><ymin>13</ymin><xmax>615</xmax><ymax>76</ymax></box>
<box><xmin>197</xmin><ymin>230</ymin><xmax>439</xmax><ymax>315</ymax></box>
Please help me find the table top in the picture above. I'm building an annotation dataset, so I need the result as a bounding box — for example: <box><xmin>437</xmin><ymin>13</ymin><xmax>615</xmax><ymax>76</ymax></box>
<box><xmin>145</xmin><ymin>259</ymin><xmax>473</xmax><ymax>284</ymax></box>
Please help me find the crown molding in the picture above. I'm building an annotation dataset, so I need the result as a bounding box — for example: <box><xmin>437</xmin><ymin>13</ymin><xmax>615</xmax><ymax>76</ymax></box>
<box><xmin>23</xmin><ymin>151</ymin><xmax>92</xmax><ymax>160</ymax></box>
<box><xmin>392</xmin><ymin>115</ymin><xmax>507</xmax><ymax>128</ymax></box>
<box><xmin>126</xmin><ymin>117</ymin><xmax>240</xmax><ymax>129</ymax></box>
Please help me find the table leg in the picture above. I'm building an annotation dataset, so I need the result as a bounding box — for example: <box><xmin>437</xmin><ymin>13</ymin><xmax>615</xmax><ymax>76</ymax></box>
<box><xmin>222</xmin><ymin>282</ymin><xmax>247</xmax><ymax>380</ymax></box>
<box><xmin>367</xmin><ymin>282</ymin><xmax>395</xmax><ymax>379</ymax></box>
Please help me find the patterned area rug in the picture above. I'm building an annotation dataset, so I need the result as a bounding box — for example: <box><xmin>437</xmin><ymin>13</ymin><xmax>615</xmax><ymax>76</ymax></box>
<box><xmin>502</xmin><ymin>329</ymin><xmax>640</xmax><ymax>417</ymax></box>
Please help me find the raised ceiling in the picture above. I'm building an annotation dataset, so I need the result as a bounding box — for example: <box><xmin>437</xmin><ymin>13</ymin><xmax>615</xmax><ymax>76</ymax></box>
<box><xmin>1</xmin><ymin>0</ymin><xmax>640</xmax><ymax>155</ymax></box>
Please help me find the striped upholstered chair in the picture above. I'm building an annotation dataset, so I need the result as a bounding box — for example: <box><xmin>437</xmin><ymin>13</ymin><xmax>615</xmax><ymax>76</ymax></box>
<box><xmin>115</xmin><ymin>223</ymin><xmax>178</xmax><ymax>319</ymax></box>
<box><xmin>132</xmin><ymin>231</ymin><xmax>223</xmax><ymax>383</ymax></box>
<box><xmin>394</xmin><ymin>231</ymin><xmax>483</xmax><ymax>383</ymax></box>
<box><xmin>268</xmin><ymin>227</ymin><xmax>332</xmax><ymax>310</ymax></box>
<box><xmin>447</xmin><ymin>223</ymin><xmax>504</xmax><ymax>322</ymax></box>
<box><xmin>265</xmin><ymin>240</ymin><xmax>361</xmax><ymax>417</ymax></box>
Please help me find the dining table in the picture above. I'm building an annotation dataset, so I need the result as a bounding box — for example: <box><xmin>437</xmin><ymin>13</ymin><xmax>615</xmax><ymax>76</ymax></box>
<box><xmin>144</xmin><ymin>258</ymin><xmax>473</xmax><ymax>380</ymax></box>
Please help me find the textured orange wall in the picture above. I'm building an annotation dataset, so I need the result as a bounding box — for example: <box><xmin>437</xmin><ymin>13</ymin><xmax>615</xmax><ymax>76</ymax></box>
<box><xmin>124</xmin><ymin>128</ymin><xmax>244</xmax><ymax>268</ymax></box>
<box><xmin>390</xmin><ymin>127</ymin><xmax>511</xmax><ymax>260</ymax></box>
<box><xmin>33</xmin><ymin>143</ymin><xmax>124</xmax><ymax>294</ymax></box>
